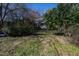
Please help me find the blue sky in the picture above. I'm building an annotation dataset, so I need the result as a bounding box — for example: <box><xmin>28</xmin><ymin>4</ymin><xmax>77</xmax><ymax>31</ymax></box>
<box><xmin>27</xmin><ymin>3</ymin><xmax>57</xmax><ymax>14</ymax></box>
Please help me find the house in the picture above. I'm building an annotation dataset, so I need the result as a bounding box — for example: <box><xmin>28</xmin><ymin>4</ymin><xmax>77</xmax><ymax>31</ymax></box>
<box><xmin>34</xmin><ymin>17</ymin><xmax>47</xmax><ymax>30</ymax></box>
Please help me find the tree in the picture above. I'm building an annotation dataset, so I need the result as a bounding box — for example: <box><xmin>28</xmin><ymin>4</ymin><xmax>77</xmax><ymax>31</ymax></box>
<box><xmin>4</xmin><ymin>3</ymin><xmax>40</xmax><ymax>36</ymax></box>
<box><xmin>43</xmin><ymin>3</ymin><xmax>79</xmax><ymax>35</ymax></box>
<box><xmin>44</xmin><ymin>8</ymin><xmax>59</xmax><ymax>30</ymax></box>
<box><xmin>0</xmin><ymin>4</ymin><xmax>2</xmax><ymax>28</ymax></box>
<box><xmin>0</xmin><ymin>4</ymin><xmax>9</xmax><ymax>30</ymax></box>
<box><xmin>0</xmin><ymin>3</ymin><xmax>18</xmax><ymax>30</ymax></box>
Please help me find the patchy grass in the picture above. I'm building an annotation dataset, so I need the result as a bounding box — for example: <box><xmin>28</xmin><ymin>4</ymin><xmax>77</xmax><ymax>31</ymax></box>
<box><xmin>0</xmin><ymin>34</ymin><xmax>79</xmax><ymax>56</ymax></box>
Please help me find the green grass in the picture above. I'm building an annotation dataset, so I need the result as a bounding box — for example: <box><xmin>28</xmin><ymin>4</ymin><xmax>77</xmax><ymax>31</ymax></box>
<box><xmin>0</xmin><ymin>34</ymin><xmax>79</xmax><ymax>56</ymax></box>
<box><xmin>14</xmin><ymin>38</ymin><xmax>41</xmax><ymax>56</ymax></box>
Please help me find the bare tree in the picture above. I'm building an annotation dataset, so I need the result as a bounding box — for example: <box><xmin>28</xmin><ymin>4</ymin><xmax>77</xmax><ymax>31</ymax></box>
<box><xmin>0</xmin><ymin>3</ymin><xmax>10</xmax><ymax>30</ymax></box>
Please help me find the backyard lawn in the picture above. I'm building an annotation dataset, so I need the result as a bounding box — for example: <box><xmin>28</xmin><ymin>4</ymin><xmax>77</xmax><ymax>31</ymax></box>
<box><xmin>0</xmin><ymin>31</ymin><xmax>79</xmax><ymax>56</ymax></box>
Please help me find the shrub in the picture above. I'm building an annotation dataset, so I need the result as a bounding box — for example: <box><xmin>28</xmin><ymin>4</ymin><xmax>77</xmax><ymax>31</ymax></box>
<box><xmin>66</xmin><ymin>24</ymin><xmax>79</xmax><ymax>46</ymax></box>
<box><xmin>8</xmin><ymin>19</ymin><xmax>37</xmax><ymax>36</ymax></box>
